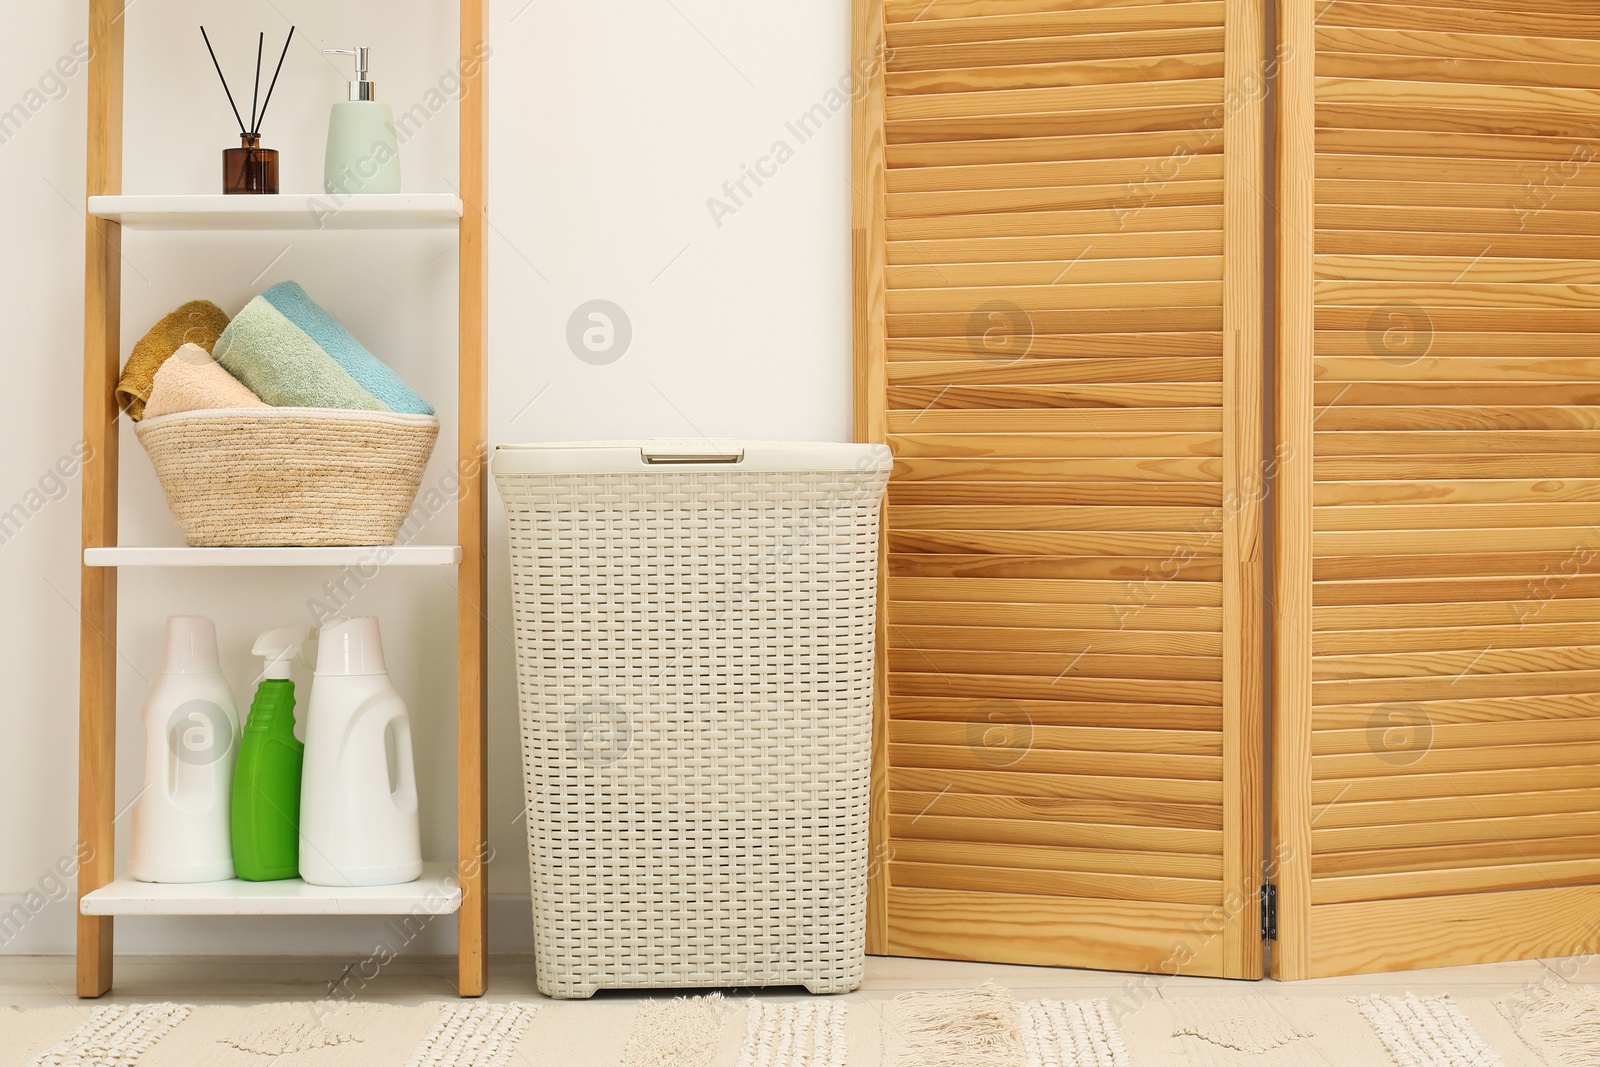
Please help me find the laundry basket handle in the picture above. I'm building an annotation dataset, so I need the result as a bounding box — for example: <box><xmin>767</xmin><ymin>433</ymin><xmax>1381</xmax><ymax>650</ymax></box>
<box><xmin>639</xmin><ymin>444</ymin><xmax>745</xmax><ymax>464</ymax></box>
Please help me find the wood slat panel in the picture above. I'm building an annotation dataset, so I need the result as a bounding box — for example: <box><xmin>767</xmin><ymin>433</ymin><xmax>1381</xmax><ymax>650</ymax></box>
<box><xmin>1307</xmin><ymin>787</ymin><xmax>1600</xmax><ymax>829</ymax></box>
<box><xmin>890</xmin><ymin>576</ymin><xmax>1223</xmax><ymax>606</ymax></box>
<box><xmin>1318</xmin><ymin>51</ymin><xmax>1600</xmax><ymax>91</ymax></box>
<box><xmin>890</xmin><ymin>554</ymin><xmax>1223</xmax><ymax>582</ymax></box>
<box><xmin>867</xmin><ymin>0</ymin><xmax>1261</xmax><ymax>978</ymax></box>
<box><xmin>1316</xmin><ymin>2</ymin><xmax>1600</xmax><ymax>38</ymax></box>
<box><xmin>1313</xmin><ymin>740</ymin><xmax>1600</xmax><ymax>779</ymax></box>
<box><xmin>888</xmin><ymin>599</ymin><xmax>1224</xmax><ymax>632</ymax></box>
<box><xmin>1314</xmin><ymin>717</ymin><xmax>1600</xmax><ymax>755</ymax></box>
<box><xmin>890</xmin><ymin>647</ymin><xmax>1223</xmax><ymax>682</ymax></box>
<box><xmin>886</xmin><ymin>205</ymin><xmax>1222</xmax><ymax>241</ymax></box>
<box><xmin>887</xmin><ymin>481</ymin><xmax>1223</xmax><ymax>505</ymax></box>
<box><xmin>889</xmin><ymin>789</ymin><xmax>1223</xmax><ymax>827</ymax></box>
<box><xmin>1315</xmin><ymin>600</ymin><xmax>1600</xmax><ymax>632</ymax></box>
<box><xmin>1314</xmin><ymin>550</ymin><xmax>1600</xmax><ymax>582</ymax></box>
<box><xmin>891</xmin><ymin>812</ymin><xmax>1223</xmax><ymax>853</ymax></box>
<box><xmin>888</xmin><ymin>129</ymin><xmax>1225</xmax><ymax>169</ymax></box>
<box><xmin>892</xmin><ymin>838</ymin><xmax>1223</xmax><ymax>880</ymax></box>
<box><xmin>888</xmin><ymin>54</ymin><xmax>1227</xmax><ymax>96</ymax></box>
<box><xmin>1315</xmin><ymin>25</ymin><xmax>1600</xmax><ymax>68</ymax></box>
<box><xmin>886</xmin><ymin>887</ymin><xmax>1228</xmax><ymax>973</ymax></box>
<box><xmin>884</xmin><ymin>0</ymin><xmax>1221</xmax><ymax>22</ymax></box>
<box><xmin>892</xmin><ymin>671</ymin><xmax>1224</xmax><ymax>705</ymax></box>
<box><xmin>889</xmin><ymin>529</ymin><xmax>1221</xmax><ymax>556</ymax></box>
<box><xmin>888</xmin><ymin>256</ymin><xmax>1224</xmax><ymax>288</ymax></box>
<box><xmin>890</xmin><ymin>337</ymin><xmax>1224</xmax><ymax>363</ymax></box>
<box><xmin>1313</xmin><ymin>622</ymin><xmax>1600</xmax><ymax>655</ymax></box>
<box><xmin>1314</xmin><ymin>859</ymin><xmax>1600</xmax><ymax>906</ymax></box>
<box><xmin>890</xmin><ymin>503</ymin><xmax>1218</xmax><ymax>528</ymax></box>
<box><xmin>1305</xmin><ymin>885</ymin><xmax>1600</xmax><ymax>978</ymax></box>
<box><xmin>889</xmin><ymin>766</ymin><xmax>1223</xmax><ymax>805</ymax></box>
<box><xmin>1280</xmin><ymin>0</ymin><xmax>1600</xmax><ymax>978</ymax></box>
<box><xmin>1313</xmin><ymin>835</ymin><xmax>1600</xmax><ymax>879</ymax></box>
<box><xmin>889</xmin><ymin>233</ymin><xmax>1225</xmax><ymax>264</ymax></box>
<box><xmin>888</xmin><ymin>30</ymin><xmax>1227</xmax><ymax>75</ymax></box>
<box><xmin>886</xmin><ymin>78</ymin><xmax>1225</xmax><ymax>121</ymax></box>
<box><xmin>885</xmin><ymin>5</ymin><xmax>1226</xmax><ymax>49</ymax></box>
<box><xmin>890</xmin><ymin>713</ymin><xmax>1225</xmax><ymax>751</ymax></box>
<box><xmin>887</xmin><ymin>182</ymin><xmax>1223</xmax><ymax>220</ymax></box>
<box><xmin>889</xmin><ymin>696</ymin><xmax>1224</xmax><ymax>731</ymax></box>
<box><xmin>1313</xmin><ymin>811</ymin><xmax>1600</xmax><ymax>852</ymax></box>
<box><xmin>888</xmin><ymin>282</ymin><xmax>1224</xmax><ymax>314</ymax></box>
<box><xmin>890</xmin><ymin>861</ymin><xmax>1221</xmax><ymax>904</ymax></box>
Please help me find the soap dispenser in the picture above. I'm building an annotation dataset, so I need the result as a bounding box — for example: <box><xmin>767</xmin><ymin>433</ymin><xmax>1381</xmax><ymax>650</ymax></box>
<box><xmin>299</xmin><ymin>616</ymin><xmax>422</xmax><ymax>887</ymax></box>
<box><xmin>231</xmin><ymin>628</ymin><xmax>307</xmax><ymax>881</ymax></box>
<box><xmin>128</xmin><ymin>616</ymin><xmax>238</xmax><ymax>883</ymax></box>
<box><xmin>323</xmin><ymin>46</ymin><xmax>400</xmax><ymax>195</ymax></box>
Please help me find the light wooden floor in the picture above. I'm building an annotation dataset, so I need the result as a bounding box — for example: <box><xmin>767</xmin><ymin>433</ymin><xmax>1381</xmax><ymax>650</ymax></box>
<box><xmin>0</xmin><ymin>954</ymin><xmax>1588</xmax><ymax>1008</ymax></box>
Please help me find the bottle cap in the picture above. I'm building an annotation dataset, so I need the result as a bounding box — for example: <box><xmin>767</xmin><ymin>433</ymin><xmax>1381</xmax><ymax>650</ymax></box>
<box><xmin>163</xmin><ymin>615</ymin><xmax>221</xmax><ymax>674</ymax></box>
<box><xmin>315</xmin><ymin>616</ymin><xmax>388</xmax><ymax>676</ymax></box>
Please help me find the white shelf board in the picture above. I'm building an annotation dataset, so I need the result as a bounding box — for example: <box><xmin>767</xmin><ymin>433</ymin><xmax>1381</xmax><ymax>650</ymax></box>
<box><xmin>85</xmin><ymin>545</ymin><xmax>461</xmax><ymax>567</ymax></box>
<box><xmin>80</xmin><ymin>863</ymin><xmax>462</xmax><ymax>917</ymax></box>
<box><xmin>86</xmin><ymin>193</ymin><xmax>462</xmax><ymax>231</ymax></box>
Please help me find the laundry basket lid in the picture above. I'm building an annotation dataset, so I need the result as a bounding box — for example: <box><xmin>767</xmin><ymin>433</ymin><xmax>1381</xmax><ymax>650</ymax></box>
<box><xmin>491</xmin><ymin>439</ymin><xmax>892</xmax><ymax>475</ymax></box>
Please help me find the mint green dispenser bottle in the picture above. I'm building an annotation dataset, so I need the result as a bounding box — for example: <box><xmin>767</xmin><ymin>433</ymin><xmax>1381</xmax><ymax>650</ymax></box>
<box><xmin>231</xmin><ymin>628</ymin><xmax>307</xmax><ymax>881</ymax></box>
<box><xmin>323</xmin><ymin>46</ymin><xmax>400</xmax><ymax>195</ymax></box>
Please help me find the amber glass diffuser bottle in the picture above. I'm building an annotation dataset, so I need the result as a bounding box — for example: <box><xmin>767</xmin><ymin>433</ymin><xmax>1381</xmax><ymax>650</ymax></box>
<box><xmin>223</xmin><ymin>132</ymin><xmax>279</xmax><ymax>195</ymax></box>
<box><xmin>203</xmin><ymin>26</ymin><xmax>293</xmax><ymax>195</ymax></box>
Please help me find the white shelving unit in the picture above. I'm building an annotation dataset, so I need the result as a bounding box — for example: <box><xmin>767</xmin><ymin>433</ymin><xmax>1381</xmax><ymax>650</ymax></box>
<box><xmin>85</xmin><ymin>546</ymin><xmax>463</xmax><ymax>568</ymax></box>
<box><xmin>87</xmin><ymin>193</ymin><xmax>462</xmax><ymax>230</ymax></box>
<box><xmin>76</xmin><ymin>0</ymin><xmax>490</xmax><ymax>997</ymax></box>
<box><xmin>81</xmin><ymin>864</ymin><xmax>463</xmax><ymax>917</ymax></box>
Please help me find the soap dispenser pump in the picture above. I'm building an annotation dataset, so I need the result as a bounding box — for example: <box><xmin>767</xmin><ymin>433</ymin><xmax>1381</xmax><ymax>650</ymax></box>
<box><xmin>323</xmin><ymin>46</ymin><xmax>401</xmax><ymax>195</ymax></box>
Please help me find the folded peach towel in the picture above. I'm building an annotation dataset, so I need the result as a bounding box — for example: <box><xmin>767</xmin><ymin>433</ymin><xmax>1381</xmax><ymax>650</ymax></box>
<box><xmin>142</xmin><ymin>344</ymin><xmax>268</xmax><ymax>420</ymax></box>
<box><xmin>116</xmin><ymin>300</ymin><xmax>231</xmax><ymax>420</ymax></box>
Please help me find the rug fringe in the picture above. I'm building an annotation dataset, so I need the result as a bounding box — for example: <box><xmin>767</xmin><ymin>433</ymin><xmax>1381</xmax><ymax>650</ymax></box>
<box><xmin>1502</xmin><ymin>983</ymin><xmax>1600</xmax><ymax>1067</ymax></box>
<box><xmin>893</xmin><ymin>982</ymin><xmax>1023</xmax><ymax>1067</ymax></box>
<box><xmin>28</xmin><ymin>1003</ymin><xmax>190</xmax><ymax>1067</ymax></box>
<box><xmin>622</xmin><ymin>993</ymin><xmax>732</xmax><ymax>1067</ymax></box>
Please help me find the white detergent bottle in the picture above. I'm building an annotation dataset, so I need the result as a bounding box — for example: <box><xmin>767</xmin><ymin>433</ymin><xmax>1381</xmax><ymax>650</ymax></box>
<box><xmin>128</xmin><ymin>615</ymin><xmax>239</xmax><ymax>883</ymax></box>
<box><xmin>299</xmin><ymin>616</ymin><xmax>422</xmax><ymax>887</ymax></box>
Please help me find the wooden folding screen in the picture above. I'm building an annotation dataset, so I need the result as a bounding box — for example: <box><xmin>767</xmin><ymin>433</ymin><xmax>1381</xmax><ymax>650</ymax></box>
<box><xmin>853</xmin><ymin>0</ymin><xmax>1266</xmax><ymax>977</ymax></box>
<box><xmin>1275</xmin><ymin>0</ymin><xmax>1600</xmax><ymax>978</ymax></box>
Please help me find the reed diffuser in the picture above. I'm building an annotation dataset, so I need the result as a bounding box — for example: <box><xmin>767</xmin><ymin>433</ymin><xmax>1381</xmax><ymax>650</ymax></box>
<box><xmin>203</xmin><ymin>26</ymin><xmax>294</xmax><ymax>195</ymax></box>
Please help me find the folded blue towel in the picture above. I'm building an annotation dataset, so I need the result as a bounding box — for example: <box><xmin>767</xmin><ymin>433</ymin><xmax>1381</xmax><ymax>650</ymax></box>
<box><xmin>261</xmin><ymin>281</ymin><xmax>434</xmax><ymax>416</ymax></box>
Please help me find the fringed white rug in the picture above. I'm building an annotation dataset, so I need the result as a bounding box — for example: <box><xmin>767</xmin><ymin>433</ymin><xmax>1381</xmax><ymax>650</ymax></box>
<box><xmin>5</xmin><ymin>982</ymin><xmax>1591</xmax><ymax>1066</ymax></box>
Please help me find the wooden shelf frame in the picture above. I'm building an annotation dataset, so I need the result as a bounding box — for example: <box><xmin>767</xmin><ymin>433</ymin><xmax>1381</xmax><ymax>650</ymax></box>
<box><xmin>76</xmin><ymin>0</ymin><xmax>489</xmax><ymax>997</ymax></box>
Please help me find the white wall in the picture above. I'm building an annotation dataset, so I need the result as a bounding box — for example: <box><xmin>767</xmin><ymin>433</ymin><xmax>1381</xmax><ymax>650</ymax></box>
<box><xmin>0</xmin><ymin>0</ymin><xmax>851</xmax><ymax>957</ymax></box>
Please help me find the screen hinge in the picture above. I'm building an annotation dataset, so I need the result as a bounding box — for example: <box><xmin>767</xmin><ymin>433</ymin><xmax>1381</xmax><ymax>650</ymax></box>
<box><xmin>1260</xmin><ymin>884</ymin><xmax>1278</xmax><ymax>941</ymax></box>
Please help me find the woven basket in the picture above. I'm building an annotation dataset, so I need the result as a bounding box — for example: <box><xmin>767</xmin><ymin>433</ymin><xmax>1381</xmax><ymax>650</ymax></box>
<box><xmin>493</xmin><ymin>440</ymin><xmax>892</xmax><ymax>999</ymax></box>
<box><xmin>136</xmin><ymin>407</ymin><xmax>439</xmax><ymax>547</ymax></box>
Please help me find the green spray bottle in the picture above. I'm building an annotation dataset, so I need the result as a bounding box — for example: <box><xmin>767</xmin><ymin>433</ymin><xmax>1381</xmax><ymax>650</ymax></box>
<box><xmin>231</xmin><ymin>628</ymin><xmax>307</xmax><ymax>881</ymax></box>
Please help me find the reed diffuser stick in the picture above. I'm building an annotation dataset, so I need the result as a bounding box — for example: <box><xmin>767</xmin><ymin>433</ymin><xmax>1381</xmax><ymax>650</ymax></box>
<box><xmin>200</xmin><ymin>26</ymin><xmax>247</xmax><ymax>135</ymax></box>
<box><xmin>253</xmin><ymin>26</ymin><xmax>295</xmax><ymax>135</ymax></box>
<box><xmin>248</xmin><ymin>32</ymin><xmax>264</xmax><ymax>134</ymax></box>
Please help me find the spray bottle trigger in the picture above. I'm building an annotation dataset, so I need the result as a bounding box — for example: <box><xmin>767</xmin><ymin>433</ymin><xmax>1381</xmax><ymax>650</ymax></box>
<box><xmin>252</xmin><ymin>627</ymin><xmax>308</xmax><ymax>683</ymax></box>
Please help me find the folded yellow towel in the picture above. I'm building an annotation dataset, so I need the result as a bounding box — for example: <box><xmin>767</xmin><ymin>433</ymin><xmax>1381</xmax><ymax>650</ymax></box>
<box><xmin>143</xmin><ymin>344</ymin><xmax>268</xmax><ymax>419</ymax></box>
<box><xmin>115</xmin><ymin>300</ymin><xmax>231</xmax><ymax>420</ymax></box>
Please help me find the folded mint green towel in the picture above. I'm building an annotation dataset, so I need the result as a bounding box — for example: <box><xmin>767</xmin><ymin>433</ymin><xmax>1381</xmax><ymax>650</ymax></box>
<box><xmin>213</xmin><ymin>297</ymin><xmax>388</xmax><ymax>411</ymax></box>
<box><xmin>261</xmin><ymin>281</ymin><xmax>433</xmax><ymax>416</ymax></box>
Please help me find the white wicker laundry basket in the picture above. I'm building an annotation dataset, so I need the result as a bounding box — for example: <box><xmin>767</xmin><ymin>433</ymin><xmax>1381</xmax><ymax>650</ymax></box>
<box><xmin>492</xmin><ymin>440</ymin><xmax>892</xmax><ymax>999</ymax></box>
